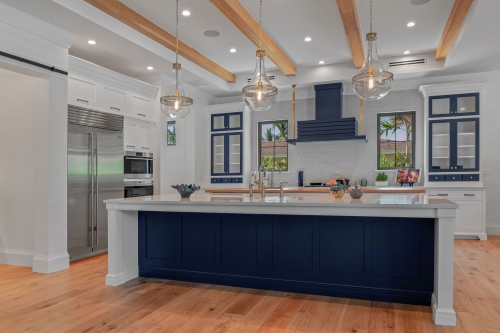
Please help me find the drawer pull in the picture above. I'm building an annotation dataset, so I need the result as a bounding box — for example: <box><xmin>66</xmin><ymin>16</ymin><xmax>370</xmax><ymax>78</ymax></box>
<box><xmin>142</xmin><ymin>147</ymin><xmax>150</xmax><ymax>150</ymax></box>
<box><xmin>110</xmin><ymin>107</ymin><xmax>121</xmax><ymax>111</ymax></box>
<box><xmin>464</xmin><ymin>194</ymin><xmax>476</xmax><ymax>197</ymax></box>
<box><xmin>77</xmin><ymin>99</ymin><xmax>89</xmax><ymax>103</ymax></box>
<box><xmin>126</xmin><ymin>145</ymin><xmax>135</xmax><ymax>148</ymax></box>
<box><xmin>138</xmin><ymin>114</ymin><xmax>146</xmax><ymax>117</ymax></box>
<box><xmin>437</xmin><ymin>194</ymin><xmax>449</xmax><ymax>196</ymax></box>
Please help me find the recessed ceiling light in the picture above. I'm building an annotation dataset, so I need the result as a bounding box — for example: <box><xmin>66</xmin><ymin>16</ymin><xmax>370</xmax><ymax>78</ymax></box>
<box><xmin>147</xmin><ymin>66</ymin><xmax>154</xmax><ymax>70</ymax></box>
<box><xmin>407</xmin><ymin>22</ymin><xmax>415</xmax><ymax>27</ymax></box>
<box><xmin>230</xmin><ymin>48</ymin><xmax>236</xmax><ymax>53</ymax></box>
<box><xmin>182</xmin><ymin>10</ymin><xmax>190</xmax><ymax>16</ymax></box>
<box><xmin>305</xmin><ymin>37</ymin><xmax>312</xmax><ymax>42</ymax></box>
<box><xmin>319</xmin><ymin>61</ymin><xmax>325</xmax><ymax>65</ymax></box>
<box><xmin>87</xmin><ymin>40</ymin><xmax>96</xmax><ymax>45</ymax></box>
<box><xmin>404</xmin><ymin>51</ymin><xmax>410</xmax><ymax>55</ymax></box>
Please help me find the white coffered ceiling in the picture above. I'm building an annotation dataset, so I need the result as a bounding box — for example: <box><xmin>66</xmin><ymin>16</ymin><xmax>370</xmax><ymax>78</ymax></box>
<box><xmin>1</xmin><ymin>0</ymin><xmax>500</xmax><ymax>97</ymax></box>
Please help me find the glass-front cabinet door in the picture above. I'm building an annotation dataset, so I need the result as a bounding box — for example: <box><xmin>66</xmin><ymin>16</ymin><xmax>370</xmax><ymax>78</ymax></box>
<box><xmin>211</xmin><ymin>112</ymin><xmax>243</xmax><ymax>131</ymax></box>
<box><xmin>211</xmin><ymin>134</ymin><xmax>226</xmax><ymax>175</ymax></box>
<box><xmin>228</xmin><ymin>133</ymin><xmax>242</xmax><ymax>174</ymax></box>
<box><xmin>430</xmin><ymin>121</ymin><xmax>451</xmax><ymax>171</ymax></box>
<box><xmin>456</xmin><ymin>119</ymin><xmax>479</xmax><ymax>171</ymax></box>
<box><xmin>429</xmin><ymin>118</ymin><xmax>479</xmax><ymax>172</ymax></box>
<box><xmin>430</xmin><ymin>93</ymin><xmax>479</xmax><ymax>118</ymax></box>
<box><xmin>211</xmin><ymin>132</ymin><xmax>243</xmax><ymax>176</ymax></box>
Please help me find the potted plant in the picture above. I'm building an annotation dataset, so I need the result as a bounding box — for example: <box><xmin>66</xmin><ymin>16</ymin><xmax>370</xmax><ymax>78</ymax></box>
<box><xmin>375</xmin><ymin>172</ymin><xmax>389</xmax><ymax>187</ymax></box>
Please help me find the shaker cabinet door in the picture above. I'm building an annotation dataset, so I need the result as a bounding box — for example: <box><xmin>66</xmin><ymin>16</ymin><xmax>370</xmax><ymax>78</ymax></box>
<box><xmin>101</xmin><ymin>83</ymin><xmax>129</xmax><ymax>113</ymax></box>
<box><xmin>454</xmin><ymin>200</ymin><xmax>483</xmax><ymax>233</ymax></box>
<box><xmin>68</xmin><ymin>74</ymin><xmax>99</xmax><ymax>107</ymax></box>
<box><xmin>130</xmin><ymin>92</ymin><xmax>153</xmax><ymax>119</ymax></box>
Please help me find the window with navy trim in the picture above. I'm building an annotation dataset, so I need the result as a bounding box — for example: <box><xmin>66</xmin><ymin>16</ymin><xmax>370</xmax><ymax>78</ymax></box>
<box><xmin>377</xmin><ymin>112</ymin><xmax>416</xmax><ymax>170</ymax></box>
<box><xmin>258</xmin><ymin>120</ymin><xmax>288</xmax><ymax>172</ymax></box>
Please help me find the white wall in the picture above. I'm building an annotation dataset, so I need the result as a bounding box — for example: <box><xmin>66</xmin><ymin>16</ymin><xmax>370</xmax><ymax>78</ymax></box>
<box><xmin>157</xmin><ymin>77</ymin><xmax>215</xmax><ymax>194</ymax></box>
<box><xmin>0</xmin><ymin>68</ymin><xmax>42</xmax><ymax>266</ymax></box>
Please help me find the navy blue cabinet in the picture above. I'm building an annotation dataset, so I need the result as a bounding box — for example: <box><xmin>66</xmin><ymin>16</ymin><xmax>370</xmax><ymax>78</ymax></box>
<box><xmin>138</xmin><ymin>212</ymin><xmax>435</xmax><ymax>306</ymax></box>
<box><xmin>429</xmin><ymin>93</ymin><xmax>479</xmax><ymax>118</ymax></box>
<box><xmin>211</xmin><ymin>112</ymin><xmax>243</xmax><ymax>132</ymax></box>
<box><xmin>429</xmin><ymin>118</ymin><xmax>479</xmax><ymax>173</ymax></box>
<box><xmin>211</xmin><ymin>132</ymin><xmax>243</xmax><ymax>176</ymax></box>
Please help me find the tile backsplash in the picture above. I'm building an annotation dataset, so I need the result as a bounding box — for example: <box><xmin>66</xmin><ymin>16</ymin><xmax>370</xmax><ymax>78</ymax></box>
<box><xmin>250</xmin><ymin>89</ymin><xmax>424</xmax><ymax>186</ymax></box>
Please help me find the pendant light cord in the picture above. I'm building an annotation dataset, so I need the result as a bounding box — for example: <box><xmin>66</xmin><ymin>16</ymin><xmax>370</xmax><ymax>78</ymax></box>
<box><xmin>259</xmin><ymin>0</ymin><xmax>263</xmax><ymax>50</ymax></box>
<box><xmin>175</xmin><ymin>0</ymin><xmax>179</xmax><ymax>93</ymax></box>
<box><xmin>370</xmin><ymin>0</ymin><xmax>373</xmax><ymax>33</ymax></box>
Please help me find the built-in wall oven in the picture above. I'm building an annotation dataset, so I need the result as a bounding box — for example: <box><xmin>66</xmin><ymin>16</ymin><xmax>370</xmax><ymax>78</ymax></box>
<box><xmin>124</xmin><ymin>179</ymin><xmax>154</xmax><ymax>198</ymax></box>
<box><xmin>124</xmin><ymin>151</ymin><xmax>153</xmax><ymax>179</ymax></box>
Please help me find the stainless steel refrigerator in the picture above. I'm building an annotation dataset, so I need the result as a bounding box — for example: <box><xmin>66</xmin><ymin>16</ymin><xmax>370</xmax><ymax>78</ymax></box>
<box><xmin>67</xmin><ymin>106</ymin><xmax>124</xmax><ymax>262</ymax></box>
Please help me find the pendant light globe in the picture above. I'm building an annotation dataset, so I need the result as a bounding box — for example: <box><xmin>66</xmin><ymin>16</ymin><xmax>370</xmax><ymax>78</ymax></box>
<box><xmin>161</xmin><ymin>63</ymin><xmax>193</xmax><ymax>119</ymax></box>
<box><xmin>160</xmin><ymin>0</ymin><xmax>193</xmax><ymax>119</ymax></box>
<box><xmin>242</xmin><ymin>50</ymin><xmax>278</xmax><ymax>112</ymax></box>
<box><xmin>352</xmin><ymin>0</ymin><xmax>393</xmax><ymax>101</ymax></box>
<box><xmin>352</xmin><ymin>33</ymin><xmax>393</xmax><ymax>101</ymax></box>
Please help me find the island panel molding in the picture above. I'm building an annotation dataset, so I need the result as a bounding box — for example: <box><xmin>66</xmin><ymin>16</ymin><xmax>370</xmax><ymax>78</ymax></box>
<box><xmin>138</xmin><ymin>211</ymin><xmax>435</xmax><ymax>306</ymax></box>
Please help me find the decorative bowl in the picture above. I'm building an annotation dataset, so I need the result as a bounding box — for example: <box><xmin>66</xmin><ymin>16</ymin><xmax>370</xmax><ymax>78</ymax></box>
<box><xmin>172</xmin><ymin>184</ymin><xmax>201</xmax><ymax>198</ymax></box>
<box><xmin>329</xmin><ymin>184</ymin><xmax>350</xmax><ymax>198</ymax></box>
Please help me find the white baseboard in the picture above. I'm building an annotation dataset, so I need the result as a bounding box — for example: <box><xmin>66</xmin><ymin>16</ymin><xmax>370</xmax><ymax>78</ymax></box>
<box><xmin>432</xmin><ymin>294</ymin><xmax>457</xmax><ymax>326</ymax></box>
<box><xmin>106</xmin><ymin>267</ymin><xmax>139</xmax><ymax>287</ymax></box>
<box><xmin>32</xmin><ymin>252</ymin><xmax>70</xmax><ymax>274</ymax></box>
<box><xmin>0</xmin><ymin>248</ymin><xmax>35</xmax><ymax>267</ymax></box>
<box><xmin>486</xmin><ymin>224</ymin><xmax>500</xmax><ymax>235</ymax></box>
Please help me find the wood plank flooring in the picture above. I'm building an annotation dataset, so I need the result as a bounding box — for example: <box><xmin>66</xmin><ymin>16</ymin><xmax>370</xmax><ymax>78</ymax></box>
<box><xmin>1</xmin><ymin>237</ymin><xmax>500</xmax><ymax>333</ymax></box>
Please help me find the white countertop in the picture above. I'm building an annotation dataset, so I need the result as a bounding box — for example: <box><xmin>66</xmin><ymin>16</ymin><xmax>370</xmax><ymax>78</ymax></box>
<box><xmin>105</xmin><ymin>193</ymin><xmax>457</xmax><ymax>210</ymax></box>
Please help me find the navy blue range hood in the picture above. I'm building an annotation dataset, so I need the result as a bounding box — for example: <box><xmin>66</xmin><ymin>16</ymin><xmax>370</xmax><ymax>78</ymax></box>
<box><xmin>287</xmin><ymin>83</ymin><xmax>367</xmax><ymax>145</ymax></box>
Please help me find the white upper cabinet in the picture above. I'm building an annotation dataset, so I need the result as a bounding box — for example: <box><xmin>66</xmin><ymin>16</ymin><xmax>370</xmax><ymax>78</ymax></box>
<box><xmin>68</xmin><ymin>56</ymin><xmax>158</xmax><ymax>122</ymax></box>
<box><xmin>68</xmin><ymin>74</ymin><xmax>99</xmax><ymax>107</ymax></box>
<box><xmin>101</xmin><ymin>83</ymin><xmax>129</xmax><ymax>114</ymax></box>
<box><xmin>129</xmin><ymin>92</ymin><xmax>153</xmax><ymax>119</ymax></box>
<box><xmin>124</xmin><ymin>119</ymin><xmax>154</xmax><ymax>152</ymax></box>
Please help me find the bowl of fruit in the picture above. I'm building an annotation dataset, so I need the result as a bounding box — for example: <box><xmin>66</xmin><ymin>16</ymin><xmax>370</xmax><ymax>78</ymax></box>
<box><xmin>328</xmin><ymin>174</ymin><xmax>350</xmax><ymax>198</ymax></box>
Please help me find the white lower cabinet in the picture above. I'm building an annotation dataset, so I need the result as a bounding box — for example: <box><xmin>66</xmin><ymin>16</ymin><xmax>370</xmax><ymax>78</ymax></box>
<box><xmin>428</xmin><ymin>189</ymin><xmax>487</xmax><ymax>240</ymax></box>
<box><xmin>124</xmin><ymin>118</ymin><xmax>154</xmax><ymax>152</ymax></box>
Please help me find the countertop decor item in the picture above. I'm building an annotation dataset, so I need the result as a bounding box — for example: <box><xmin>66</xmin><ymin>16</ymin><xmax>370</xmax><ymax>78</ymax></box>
<box><xmin>361</xmin><ymin>178</ymin><xmax>368</xmax><ymax>187</ymax></box>
<box><xmin>160</xmin><ymin>0</ymin><xmax>193</xmax><ymax>119</ymax></box>
<box><xmin>241</xmin><ymin>0</ymin><xmax>278</xmax><ymax>111</ymax></box>
<box><xmin>375</xmin><ymin>172</ymin><xmax>389</xmax><ymax>187</ymax></box>
<box><xmin>352</xmin><ymin>0</ymin><xmax>393</xmax><ymax>101</ymax></box>
<box><xmin>350</xmin><ymin>185</ymin><xmax>364</xmax><ymax>199</ymax></box>
<box><xmin>336</xmin><ymin>178</ymin><xmax>350</xmax><ymax>185</ymax></box>
<box><xmin>172</xmin><ymin>184</ymin><xmax>201</xmax><ymax>198</ymax></box>
<box><xmin>329</xmin><ymin>173</ymin><xmax>350</xmax><ymax>198</ymax></box>
<box><xmin>396</xmin><ymin>168</ymin><xmax>421</xmax><ymax>187</ymax></box>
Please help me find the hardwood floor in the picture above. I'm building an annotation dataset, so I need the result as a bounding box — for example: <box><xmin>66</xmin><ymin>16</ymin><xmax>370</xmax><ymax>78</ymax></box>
<box><xmin>1</xmin><ymin>237</ymin><xmax>500</xmax><ymax>333</ymax></box>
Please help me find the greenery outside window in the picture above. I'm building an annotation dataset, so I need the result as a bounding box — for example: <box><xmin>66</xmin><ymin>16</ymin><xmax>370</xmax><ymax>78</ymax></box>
<box><xmin>258</xmin><ymin>120</ymin><xmax>288</xmax><ymax>171</ymax></box>
<box><xmin>167</xmin><ymin>121</ymin><xmax>176</xmax><ymax>146</ymax></box>
<box><xmin>377</xmin><ymin>112</ymin><xmax>415</xmax><ymax>169</ymax></box>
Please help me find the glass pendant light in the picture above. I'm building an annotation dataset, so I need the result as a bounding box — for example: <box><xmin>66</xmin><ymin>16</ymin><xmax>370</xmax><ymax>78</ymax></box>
<box><xmin>242</xmin><ymin>0</ymin><xmax>278</xmax><ymax>111</ymax></box>
<box><xmin>352</xmin><ymin>0</ymin><xmax>393</xmax><ymax>101</ymax></box>
<box><xmin>160</xmin><ymin>0</ymin><xmax>193</xmax><ymax>119</ymax></box>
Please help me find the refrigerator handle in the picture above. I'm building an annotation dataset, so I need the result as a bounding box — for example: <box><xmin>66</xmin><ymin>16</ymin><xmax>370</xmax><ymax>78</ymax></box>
<box><xmin>90</xmin><ymin>132</ymin><xmax>94</xmax><ymax>249</ymax></box>
<box><xmin>95</xmin><ymin>132</ymin><xmax>99</xmax><ymax>248</ymax></box>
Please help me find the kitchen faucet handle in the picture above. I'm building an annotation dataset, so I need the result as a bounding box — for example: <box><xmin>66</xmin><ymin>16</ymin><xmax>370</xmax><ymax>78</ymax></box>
<box><xmin>280</xmin><ymin>181</ymin><xmax>289</xmax><ymax>188</ymax></box>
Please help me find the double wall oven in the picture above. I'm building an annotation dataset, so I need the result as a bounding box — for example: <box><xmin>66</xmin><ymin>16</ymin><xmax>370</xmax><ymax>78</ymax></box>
<box><xmin>124</xmin><ymin>151</ymin><xmax>154</xmax><ymax>198</ymax></box>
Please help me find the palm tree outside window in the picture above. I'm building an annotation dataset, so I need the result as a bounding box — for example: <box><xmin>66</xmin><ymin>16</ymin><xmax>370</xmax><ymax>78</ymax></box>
<box><xmin>167</xmin><ymin>121</ymin><xmax>176</xmax><ymax>146</ymax></box>
<box><xmin>258</xmin><ymin>120</ymin><xmax>288</xmax><ymax>171</ymax></box>
<box><xmin>377</xmin><ymin>112</ymin><xmax>415</xmax><ymax>169</ymax></box>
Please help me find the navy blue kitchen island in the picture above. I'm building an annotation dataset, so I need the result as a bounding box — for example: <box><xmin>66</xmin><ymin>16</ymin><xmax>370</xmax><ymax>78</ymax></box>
<box><xmin>105</xmin><ymin>193</ymin><xmax>458</xmax><ymax>326</ymax></box>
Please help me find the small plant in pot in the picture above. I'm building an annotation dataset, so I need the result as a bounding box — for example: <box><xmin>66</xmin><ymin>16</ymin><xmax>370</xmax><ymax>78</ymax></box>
<box><xmin>375</xmin><ymin>172</ymin><xmax>389</xmax><ymax>187</ymax></box>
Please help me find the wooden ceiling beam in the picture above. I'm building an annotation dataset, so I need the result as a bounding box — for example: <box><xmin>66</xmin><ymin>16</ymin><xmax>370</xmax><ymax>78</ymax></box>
<box><xmin>435</xmin><ymin>0</ymin><xmax>475</xmax><ymax>61</ymax></box>
<box><xmin>211</xmin><ymin>0</ymin><xmax>297</xmax><ymax>76</ymax></box>
<box><xmin>85</xmin><ymin>0</ymin><xmax>236</xmax><ymax>83</ymax></box>
<box><xmin>336</xmin><ymin>0</ymin><xmax>365</xmax><ymax>69</ymax></box>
